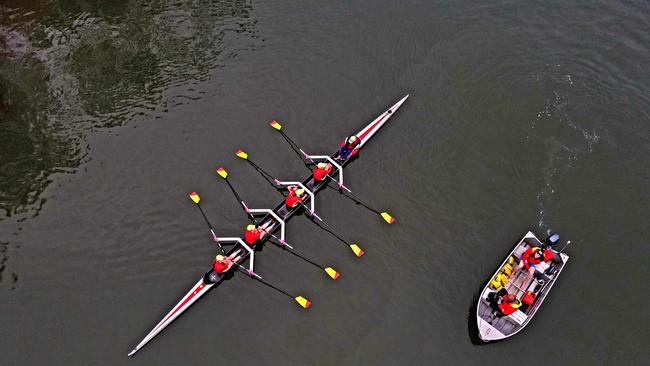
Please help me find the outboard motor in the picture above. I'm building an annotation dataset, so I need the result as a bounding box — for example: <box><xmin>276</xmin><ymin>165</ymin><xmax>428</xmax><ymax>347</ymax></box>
<box><xmin>544</xmin><ymin>233</ymin><xmax>560</xmax><ymax>247</ymax></box>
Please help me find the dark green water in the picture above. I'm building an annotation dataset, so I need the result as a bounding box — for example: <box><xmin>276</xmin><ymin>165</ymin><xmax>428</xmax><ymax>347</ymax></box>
<box><xmin>1</xmin><ymin>1</ymin><xmax>648</xmax><ymax>365</ymax></box>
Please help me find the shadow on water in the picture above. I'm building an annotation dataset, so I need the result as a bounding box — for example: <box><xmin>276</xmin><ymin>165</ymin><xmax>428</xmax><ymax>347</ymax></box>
<box><xmin>467</xmin><ymin>280</ymin><xmax>489</xmax><ymax>346</ymax></box>
<box><xmin>0</xmin><ymin>0</ymin><xmax>260</xmax><ymax>221</ymax></box>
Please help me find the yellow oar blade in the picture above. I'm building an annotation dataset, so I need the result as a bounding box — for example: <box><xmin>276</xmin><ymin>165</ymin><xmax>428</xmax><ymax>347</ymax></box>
<box><xmin>324</xmin><ymin>267</ymin><xmax>340</xmax><ymax>280</ymax></box>
<box><xmin>235</xmin><ymin>149</ymin><xmax>248</xmax><ymax>159</ymax></box>
<box><xmin>270</xmin><ymin>120</ymin><xmax>282</xmax><ymax>131</ymax></box>
<box><xmin>189</xmin><ymin>192</ymin><xmax>201</xmax><ymax>204</ymax></box>
<box><xmin>216</xmin><ymin>167</ymin><xmax>228</xmax><ymax>179</ymax></box>
<box><xmin>294</xmin><ymin>296</ymin><xmax>311</xmax><ymax>309</ymax></box>
<box><xmin>380</xmin><ymin>212</ymin><xmax>395</xmax><ymax>224</ymax></box>
<box><xmin>350</xmin><ymin>244</ymin><xmax>364</xmax><ymax>257</ymax></box>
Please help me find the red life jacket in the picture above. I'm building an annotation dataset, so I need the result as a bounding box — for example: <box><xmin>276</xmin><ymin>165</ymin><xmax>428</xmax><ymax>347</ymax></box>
<box><xmin>286</xmin><ymin>193</ymin><xmax>303</xmax><ymax>208</ymax></box>
<box><xmin>313</xmin><ymin>164</ymin><xmax>333</xmax><ymax>182</ymax></box>
<box><xmin>213</xmin><ymin>259</ymin><xmax>230</xmax><ymax>273</ymax></box>
<box><xmin>499</xmin><ymin>299</ymin><xmax>522</xmax><ymax>315</ymax></box>
<box><xmin>285</xmin><ymin>188</ymin><xmax>304</xmax><ymax>208</ymax></box>
<box><xmin>244</xmin><ymin>229</ymin><xmax>261</xmax><ymax>245</ymax></box>
<box><xmin>522</xmin><ymin>247</ymin><xmax>553</xmax><ymax>268</ymax></box>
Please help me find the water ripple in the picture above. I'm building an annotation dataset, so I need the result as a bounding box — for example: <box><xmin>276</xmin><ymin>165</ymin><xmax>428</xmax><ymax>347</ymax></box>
<box><xmin>0</xmin><ymin>0</ymin><xmax>261</xmax><ymax>221</ymax></box>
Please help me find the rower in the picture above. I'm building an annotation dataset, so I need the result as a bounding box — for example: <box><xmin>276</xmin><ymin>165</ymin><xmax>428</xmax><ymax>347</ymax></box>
<box><xmin>313</xmin><ymin>162</ymin><xmax>334</xmax><ymax>182</ymax></box>
<box><xmin>487</xmin><ymin>289</ymin><xmax>522</xmax><ymax>317</ymax></box>
<box><xmin>244</xmin><ymin>224</ymin><xmax>268</xmax><ymax>246</ymax></box>
<box><xmin>334</xmin><ymin>135</ymin><xmax>360</xmax><ymax>161</ymax></box>
<box><xmin>212</xmin><ymin>251</ymin><xmax>242</xmax><ymax>274</ymax></box>
<box><xmin>285</xmin><ymin>185</ymin><xmax>305</xmax><ymax>208</ymax></box>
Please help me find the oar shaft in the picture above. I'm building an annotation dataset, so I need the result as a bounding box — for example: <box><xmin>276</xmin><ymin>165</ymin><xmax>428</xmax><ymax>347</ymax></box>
<box><xmin>243</xmin><ymin>159</ymin><xmax>286</xmax><ymax>191</ymax></box>
<box><xmin>195</xmin><ymin>203</ymin><xmax>226</xmax><ymax>254</ymax></box>
<box><xmin>222</xmin><ymin>179</ymin><xmax>257</xmax><ymax>222</ymax></box>
<box><xmin>267</xmin><ymin>236</ymin><xmax>324</xmax><ymax>270</ymax></box>
<box><xmin>235</xmin><ymin>265</ymin><xmax>292</xmax><ymax>298</ymax></box>
<box><xmin>300</xmin><ymin>202</ymin><xmax>347</xmax><ymax>246</ymax></box>
<box><xmin>326</xmin><ymin>179</ymin><xmax>381</xmax><ymax>214</ymax></box>
<box><xmin>278</xmin><ymin>130</ymin><xmax>312</xmax><ymax>166</ymax></box>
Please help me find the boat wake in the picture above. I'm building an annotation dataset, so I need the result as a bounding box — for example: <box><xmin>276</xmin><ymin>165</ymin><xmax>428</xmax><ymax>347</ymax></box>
<box><xmin>530</xmin><ymin>66</ymin><xmax>601</xmax><ymax>230</ymax></box>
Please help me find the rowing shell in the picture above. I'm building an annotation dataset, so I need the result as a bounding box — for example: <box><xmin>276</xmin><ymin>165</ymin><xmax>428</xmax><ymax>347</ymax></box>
<box><xmin>128</xmin><ymin>95</ymin><xmax>409</xmax><ymax>356</ymax></box>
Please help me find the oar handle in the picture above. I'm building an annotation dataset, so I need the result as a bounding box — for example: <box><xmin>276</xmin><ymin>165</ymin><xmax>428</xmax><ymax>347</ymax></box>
<box><xmin>196</xmin><ymin>203</ymin><xmax>226</xmax><ymax>254</ymax></box>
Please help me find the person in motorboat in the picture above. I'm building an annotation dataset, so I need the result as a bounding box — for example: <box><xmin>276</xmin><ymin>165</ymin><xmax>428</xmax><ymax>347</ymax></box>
<box><xmin>510</xmin><ymin>246</ymin><xmax>559</xmax><ymax>286</ymax></box>
<box><xmin>244</xmin><ymin>224</ymin><xmax>267</xmax><ymax>246</ymax></box>
<box><xmin>213</xmin><ymin>251</ymin><xmax>242</xmax><ymax>274</ymax></box>
<box><xmin>313</xmin><ymin>162</ymin><xmax>334</xmax><ymax>182</ymax></box>
<box><xmin>334</xmin><ymin>135</ymin><xmax>360</xmax><ymax>161</ymax></box>
<box><xmin>285</xmin><ymin>185</ymin><xmax>305</xmax><ymax>208</ymax></box>
<box><xmin>487</xmin><ymin>289</ymin><xmax>522</xmax><ymax>317</ymax></box>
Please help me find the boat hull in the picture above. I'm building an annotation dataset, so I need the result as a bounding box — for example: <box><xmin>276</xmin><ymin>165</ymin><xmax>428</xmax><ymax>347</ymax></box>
<box><xmin>129</xmin><ymin>95</ymin><xmax>409</xmax><ymax>356</ymax></box>
<box><xmin>475</xmin><ymin>231</ymin><xmax>569</xmax><ymax>342</ymax></box>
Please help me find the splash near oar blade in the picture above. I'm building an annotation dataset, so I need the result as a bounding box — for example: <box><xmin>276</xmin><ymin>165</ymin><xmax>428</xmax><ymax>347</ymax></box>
<box><xmin>380</xmin><ymin>212</ymin><xmax>395</xmax><ymax>224</ymax></box>
<box><xmin>270</xmin><ymin>120</ymin><xmax>282</xmax><ymax>130</ymax></box>
<box><xmin>294</xmin><ymin>296</ymin><xmax>311</xmax><ymax>309</ymax></box>
<box><xmin>324</xmin><ymin>267</ymin><xmax>340</xmax><ymax>280</ymax></box>
<box><xmin>189</xmin><ymin>192</ymin><xmax>201</xmax><ymax>204</ymax></box>
<box><xmin>216</xmin><ymin>167</ymin><xmax>228</xmax><ymax>179</ymax></box>
<box><xmin>235</xmin><ymin>149</ymin><xmax>248</xmax><ymax>159</ymax></box>
<box><xmin>349</xmin><ymin>244</ymin><xmax>364</xmax><ymax>257</ymax></box>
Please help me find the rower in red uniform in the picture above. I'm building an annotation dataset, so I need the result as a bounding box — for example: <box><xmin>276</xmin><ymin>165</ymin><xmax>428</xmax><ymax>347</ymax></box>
<box><xmin>244</xmin><ymin>224</ymin><xmax>267</xmax><ymax>246</ymax></box>
<box><xmin>213</xmin><ymin>251</ymin><xmax>242</xmax><ymax>274</ymax></box>
<box><xmin>313</xmin><ymin>162</ymin><xmax>334</xmax><ymax>182</ymax></box>
<box><xmin>285</xmin><ymin>186</ymin><xmax>305</xmax><ymax>208</ymax></box>
<box><xmin>333</xmin><ymin>135</ymin><xmax>360</xmax><ymax>161</ymax></box>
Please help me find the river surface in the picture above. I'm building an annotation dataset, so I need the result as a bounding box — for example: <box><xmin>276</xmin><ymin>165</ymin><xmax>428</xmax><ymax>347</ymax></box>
<box><xmin>1</xmin><ymin>1</ymin><xmax>648</xmax><ymax>365</ymax></box>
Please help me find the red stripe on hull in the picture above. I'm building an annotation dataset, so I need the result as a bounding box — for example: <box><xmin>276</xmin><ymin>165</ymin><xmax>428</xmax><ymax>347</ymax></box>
<box><xmin>152</xmin><ymin>282</ymin><xmax>206</xmax><ymax>333</ymax></box>
<box><xmin>357</xmin><ymin>112</ymin><xmax>389</xmax><ymax>142</ymax></box>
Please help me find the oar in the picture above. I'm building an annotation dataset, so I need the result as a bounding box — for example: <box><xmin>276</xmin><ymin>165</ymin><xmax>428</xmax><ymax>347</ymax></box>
<box><xmin>234</xmin><ymin>262</ymin><xmax>311</xmax><ymax>309</ymax></box>
<box><xmin>325</xmin><ymin>177</ymin><xmax>395</xmax><ymax>224</ymax></box>
<box><xmin>298</xmin><ymin>201</ymin><xmax>365</xmax><ymax>257</ymax></box>
<box><xmin>269</xmin><ymin>120</ymin><xmax>313</xmax><ymax>167</ymax></box>
<box><xmin>217</xmin><ymin>165</ymin><xmax>340</xmax><ymax>280</ymax></box>
<box><xmin>235</xmin><ymin>150</ymin><xmax>283</xmax><ymax>191</ymax></box>
<box><xmin>188</xmin><ymin>193</ymin><xmax>310</xmax><ymax>309</ymax></box>
<box><xmin>188</xmin><ymin>192</ymin><xmax>226</xmax><ymax>254</ymax></box>
<box><xmin>235</xmin><ymin>149</ymin><xmax>363</xmax><ymax>257</ymax></box>
<box><xmin>215</xmin><ymin>167</ymin><xmax>257</xmax><ymax>222</ymax></box>
<box><xmin>269</xmin><ymin>121</ymin><xmax>395</xmax><ymax>224</ymax></box>
<box><xmin>265</xmin><ymin>233</ymin><xmax>340</xmax><ymax>280</ymax></box>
